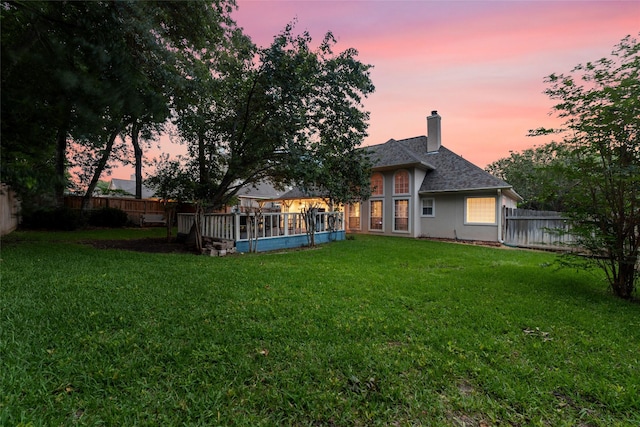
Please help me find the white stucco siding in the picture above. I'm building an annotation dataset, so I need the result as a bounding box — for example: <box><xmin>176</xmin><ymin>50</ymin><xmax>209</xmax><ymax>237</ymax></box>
<box><xmin>418</xmin><ymin>192</ymin><xmax>501</xmax><ymax>242</ymax></box>
<box><xmin>412</xmin><ymin>169</ymin><xmax>427</xmax><ymax>237</ymax></box>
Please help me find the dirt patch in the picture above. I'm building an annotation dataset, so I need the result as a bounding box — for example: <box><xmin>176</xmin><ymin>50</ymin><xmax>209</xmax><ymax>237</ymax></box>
<box><xmin>83</xmin><ymin>237</ymin><xmax>197</xmax><ymax>254</ymax></box>
<box><xmin>419</xmin><ymin>237</ymin><xmax>505</xmax><ymax>248</ymax></box>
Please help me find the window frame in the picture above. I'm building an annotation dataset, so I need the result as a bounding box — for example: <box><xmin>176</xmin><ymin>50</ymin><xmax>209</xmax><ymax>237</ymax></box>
<box><xmin>348</xmin><ymin>202</ymin><xmax>361</xmax><ymax>230</ymax></box>
<box><xmin>464</xmin><ymin>196</ymin><xmax>497</xmax><ymax>225</ymax></box>
<box><xmin>369</xmin><ymin>199</ymin><xmax>384</xmax><ymax>232</ymax></box>
<box><xmin>393</xmin><ymin>170</ymin><xmax>410</xmax><ymax>195</ymax></box>
<box><xmin>370</xmin><ymin>173</ymin><xmax>384</xmax><ymax>196</ymax></box>
<box><xmin>421</xmin><ymin>197</ymin><xmax>435</xmax><ymax>217</ymax></box>
<box><xmin>393</xmin><ymin>198</ymin><xmax>410</xmax><ymax>233</ymax></box>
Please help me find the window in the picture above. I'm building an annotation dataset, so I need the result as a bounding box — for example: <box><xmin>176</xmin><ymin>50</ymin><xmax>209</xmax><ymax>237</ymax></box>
<box><xmin>465</xmin><ymin>197</ymin><xmax>497</xmax><ymax>224</ymax></box>
<box><xmin>394</xmin><ymin>199</ymin><xmax>409</xmax><ymax>231</ymax></box>
<box><xmin>370</xmin><ymin>200</ymin><xmax>383</xmax><ymax>230</ymax></box>
<box><xmin>370</xmin><ymin>173</ymin><xmax>384</xmax><ymax>196</ymax></box>
<box><xmin>348</xmin><ymin>203</ymin><xmax>361</xmax><ymax>230</ymax></box>
<box><xmin>421</xmin><ymin>198</ymin><xmax>435</xmax><ymax>217</ymax></box>
<box><xmin>394</xmin><ymin>170</ymin><xmax>409</xmax><ymax>194</ymax></box>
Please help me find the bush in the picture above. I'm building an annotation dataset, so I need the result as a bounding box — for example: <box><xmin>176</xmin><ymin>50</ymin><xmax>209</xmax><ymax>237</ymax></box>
<box><xmin>21</xmin><ymin>207</ymin><xmax>82</xmax><ymax>231</ymax></box>
<box><xmin>88</xmin><ymin>207</ymin><xmax>129</xmax><ymax>228</ymax></box>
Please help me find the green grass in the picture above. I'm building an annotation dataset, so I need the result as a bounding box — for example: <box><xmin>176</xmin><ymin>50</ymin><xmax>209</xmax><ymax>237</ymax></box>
<box><xmin>1</xmin><ymin>230</ymin><xmax>639</xmax><ymax>426</ymax></box>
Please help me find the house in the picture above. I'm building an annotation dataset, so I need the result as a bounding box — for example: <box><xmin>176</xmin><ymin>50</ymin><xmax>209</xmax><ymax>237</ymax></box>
<box><xmin>276</xmin><ymin>186</ymin><xmax>332</xmax><ymax>214</ymax></box>
<box><xmin>108</xmin><ymin>177</ymin><xmax>156</xmax><ymax>199</ymax></box>
<box><xmin>232</xmin><ymin>180</ymin><xmax>287</xmax><ymax>213</ymax></box>
<box><xmin>345</xmin><ymin>111</ymin><xmax>521</xmax><ymax>243</ymax></box>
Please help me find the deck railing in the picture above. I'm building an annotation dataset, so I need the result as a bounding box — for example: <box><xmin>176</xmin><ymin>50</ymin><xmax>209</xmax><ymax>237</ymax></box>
<box><xmin>177</xmin><ymin>211</ymin><xmax>344</xmax><ymax>242</ymax></box>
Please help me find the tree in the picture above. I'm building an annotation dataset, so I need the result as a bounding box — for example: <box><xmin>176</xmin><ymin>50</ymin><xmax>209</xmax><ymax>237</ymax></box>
<box><xmin>531</xmin><ymin>34</ymin><xmax>640</xmax><ymax>299</ymax></box>
<box><xmin>172</xmin><ymin>24</ymin><xmax>375</xmax><ymax>211</ymax></box>
<box><xmin>145</xmin><ymin>154</ymin><xmax>196</xmax><ymax>241</ymax></box>
<box><xmin>1</xmin><ymin>0</ymin><xmax>236</xmax><ymax>212</ymax></box>
<box><xmin>485</xmin><ymin>141</ymin><xmax>570</xmax><ymax>211</ymax></box>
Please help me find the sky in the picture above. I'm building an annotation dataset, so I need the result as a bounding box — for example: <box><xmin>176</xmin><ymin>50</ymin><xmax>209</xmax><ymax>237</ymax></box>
<box><xmin>114</xmin><ymin>0</ymin><xmax>638</xmax><ymax>179</ymax></box>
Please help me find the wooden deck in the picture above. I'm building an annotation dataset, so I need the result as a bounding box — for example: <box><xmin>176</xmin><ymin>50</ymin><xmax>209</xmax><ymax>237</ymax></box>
<box><xmin>177</xmin><ymin>212</ymin><xmax>345</xmax><ymax>252</ymax></box>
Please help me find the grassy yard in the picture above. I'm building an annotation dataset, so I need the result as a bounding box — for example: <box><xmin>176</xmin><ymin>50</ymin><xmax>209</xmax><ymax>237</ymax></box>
<box><xmin>1</xmin><ymin>229</ymin><xmax>639</xmax><ymax>426</ymax></box>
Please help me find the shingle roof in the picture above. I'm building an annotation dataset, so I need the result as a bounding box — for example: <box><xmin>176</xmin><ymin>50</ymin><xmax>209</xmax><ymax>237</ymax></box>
<box><xmin>419</xmin><ymin>146</ymin><xmax>512</xmax><ymax>193</ymax></box>
<box><xmin>109</xmin><ymin>179</ymin><xmax>156</xmax><ymax>198</ymax></box>
<box><xmin>365</xmin><ymin>136</ymin><xmax>514</xmax><ymax>194</ymax></box>
<box><xmin>278</xmin><ymin>186</ymin><xmax>327</xmax><ymax>200</ymax></box>
<box><xmin>365</xmin><ymin>137</ymin><xmax>433</xmax><ymax>170</ymax></box>
<box><xmin>237</xmin><ymin>180</ymin><xmax>286</xmax><ymax>199</ymax></box>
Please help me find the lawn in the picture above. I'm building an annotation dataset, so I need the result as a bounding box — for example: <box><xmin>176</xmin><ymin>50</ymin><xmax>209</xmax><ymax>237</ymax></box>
<box><xmin>1</xmin><ymin>229</ymin><xmax>639</xmax><ymax>426</ymax></box>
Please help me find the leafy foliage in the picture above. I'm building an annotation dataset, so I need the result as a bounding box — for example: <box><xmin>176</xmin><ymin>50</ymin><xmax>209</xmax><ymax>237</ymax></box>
<box><xmin>1</xmin><ymin>0</ymin><xmax>236</xmax><ymax>209</ymax></box>
<box><xmin>531</xmin><ymin>34</ymin><xmax>640</xmax><ymax>299</ymax></box>
<box><xmin>172</xmin><ymin>23</ymin><xmax>375</xmax><ymax>210</ymax></box>
<box><xmin>485</xmin><ymin>142</ymin><xmax>569</xmax><ymax>211</ymax></box>
<box><xmin>20</xmin><ymin>207</ymin><xmax>82</xmax><ymax>231</ymax></box>
<box><xmin>88</xmin><ymin>207</ymin><xmax>129</xmax><ymax>228</ymax></box>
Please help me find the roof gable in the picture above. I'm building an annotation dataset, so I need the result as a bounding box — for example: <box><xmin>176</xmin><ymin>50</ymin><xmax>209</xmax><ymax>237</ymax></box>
<box><xmin>236</xmin><ymin>180</ymin><xmax>286</xmax><ymax>199</ymax></box>
<box><xmin>419</xmin><ymin>146</ymin><xmax>511</xmax><ymax>193</ymax></box>
<box><xmin>365</xmin><ymin>137</ymin><xmax>433</xmax><ymax>170</ymax></box>
<box><xmin>109</xmin><ymin>179</ymin><xmax>156</xmax><ymax>198</ymax></box>
<box><xmin>365</xmin><ymin>137</ymin><xmax>513</xmax><ymax>193</ymax></box>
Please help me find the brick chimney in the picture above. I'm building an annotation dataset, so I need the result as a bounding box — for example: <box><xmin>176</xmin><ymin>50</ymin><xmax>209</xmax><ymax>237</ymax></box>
<box><xmin>427</xmin><ymin>110</ymin><xmax>441</xmax><ymax>152</ymax></box>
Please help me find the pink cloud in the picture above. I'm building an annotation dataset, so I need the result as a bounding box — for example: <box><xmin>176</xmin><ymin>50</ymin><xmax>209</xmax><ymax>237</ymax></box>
<box><xmin>112</xmin><ymin>1</ymin><xmax>639</xmax><ymax>179</ymax></box>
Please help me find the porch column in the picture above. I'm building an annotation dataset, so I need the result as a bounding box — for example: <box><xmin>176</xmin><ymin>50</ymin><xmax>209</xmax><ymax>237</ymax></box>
<box><xmin>284</xmin><ymin>213</ymin><xmax>289</xmax><ymax>236</ymax></box>
<box><xmin>234</xmin><ymin>213</ymin><xmax>241</xmax><ymax>242</ymax></box>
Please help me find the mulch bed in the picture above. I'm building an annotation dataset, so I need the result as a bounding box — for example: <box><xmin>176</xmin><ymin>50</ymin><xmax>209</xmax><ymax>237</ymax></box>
<box><xmin>419</xmin><ymin>237</ymin><xmax>503</xmax><ymax>247</ymax></box>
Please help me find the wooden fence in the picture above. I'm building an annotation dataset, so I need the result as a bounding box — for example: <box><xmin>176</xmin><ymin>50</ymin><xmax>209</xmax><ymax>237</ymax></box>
<box><xmin>64</xmin><ymin>196</ymin><xmax>166</xmax><ymax>224</ymax></box>
<box><xmin>1</xmin><ymin>184</ymin><xmax>20</xmax><ymax>236</ymax></box>
<box><xmin>503</xmin><ymin>207</ymin><xmax>575</xmax><ymax>250</ymax></box>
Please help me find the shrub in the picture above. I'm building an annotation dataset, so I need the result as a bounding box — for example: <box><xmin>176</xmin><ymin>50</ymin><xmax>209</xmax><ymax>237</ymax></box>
<box><xmin>88</xmin><ymin>207</ymin><xmax>129</xmax><ymax>228</ymax></box>
<box><xmin>20</xmin><ymin>207</ymin><xmax>82</xmax><ymax>231</ymax></box>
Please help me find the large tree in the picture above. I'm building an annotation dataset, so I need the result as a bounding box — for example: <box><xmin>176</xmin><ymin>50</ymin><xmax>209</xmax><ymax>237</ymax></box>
<box><xmin>485</xmin><ymin>141</ymin><xmax>570</xmax><ymax>211</ymax></box>
<box><xmin>1</xmin><ymin>0</ymin><xmax>236</xmax><ymax>211</ymax></box>
<box><xmin>531</xmin><ymin>34</ymin><xmax>640</xmax><ymax>299</ymax></box>
<box><xmin>172</xmin><ymin>24</ymin><xmax>375</xmax><ymax>210</ymax></box>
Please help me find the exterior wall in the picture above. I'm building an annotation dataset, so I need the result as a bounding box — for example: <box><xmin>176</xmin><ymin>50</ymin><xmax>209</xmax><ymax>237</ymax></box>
<box><xmin>412</xmin><ymin>169</ymin><xmax>427</xmax><ymax>237</ymax></box>
<box><xmin>346</xmin><ymin>170</ymin><xmax>518</xmax><ymax>243</ymax></box>
<box><xmin>350</xmin><ymin>169</ymin><xmax>419</xmax><ymax>238</ymax></box>
<box><xmin>418</xmin><ymin>191</ymin><xmax>501</xmax><ymax>242</ymax></box>
<box><xmin>1</xmin><ymin>184</ymin><xmax>20</xmax><ymax>236</ymax></box>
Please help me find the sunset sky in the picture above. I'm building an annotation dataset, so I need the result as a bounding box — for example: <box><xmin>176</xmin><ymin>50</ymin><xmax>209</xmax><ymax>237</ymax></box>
<box><xmin>233</xmin><ymin>0</ymin><xmax>638</xmax><ymax>168</ymax></box>
<box><xmin>115</xmin><ymin>1</ymin><xmax>638</xmax><ymax>179</ymax></box>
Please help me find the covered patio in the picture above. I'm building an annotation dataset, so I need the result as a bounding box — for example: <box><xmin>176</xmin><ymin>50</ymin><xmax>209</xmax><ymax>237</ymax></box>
<box><xmin>177</xmin><ymin>211</ymin><xmax>345</xmax><ymax>253</ymax></box>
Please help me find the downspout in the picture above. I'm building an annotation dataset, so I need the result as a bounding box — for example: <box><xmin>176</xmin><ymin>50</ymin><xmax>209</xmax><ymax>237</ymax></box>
<box><xmin>497</xmin><ymin>189</ymin><xmax>504</xmax><ymax>244</ymax></box>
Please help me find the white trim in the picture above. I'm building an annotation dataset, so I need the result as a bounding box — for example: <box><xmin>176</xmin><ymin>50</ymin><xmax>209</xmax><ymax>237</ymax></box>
<box><xmin>393</xmin><ymin>197</ymin><xmax>410</xmax><ymax>233</ymax></box>
<box><xmin>368</xmin><ymin>199</ymin><xmax>384</xmax><ymax>232</ymax></box>
<box><xmin>370</xmin><ymin>172</ymin><xmax>384</xmax><ymax>197</ymax></box>
<box><xmin>464</xmin><ymin>196</ymin><xmax>498</xmax><ymax>225</ymax></box>
<box><xmin>393</xmin><ymin>169</ymin><xmax>410</xmax><ymax>195</ymax></box>
<box><xmin>420</xmin><ymin>197</ymin><xmax>435</xmax><ymax>217</ymax></box>
<box><xmin>347</xmin><ymin>202</ymin><xmax>362</xmax><ymax>231</ymax></box>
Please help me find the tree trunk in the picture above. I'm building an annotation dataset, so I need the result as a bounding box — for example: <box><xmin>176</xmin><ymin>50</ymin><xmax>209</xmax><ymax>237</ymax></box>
<box><xmin>164</xmin><ymin>202</ymin><xmax>176</xmax><ymax>242</ymax></box>
<box><xmin>197</xmin><ymin>131</ymin><xmax>209</xmax><ymax>200</ymax></box>
<box><xmin>54</xmin><ymin>111</ymin><xmax>70</xmax><ymax>208</ymax></box>
<box><xmin>80</xmin><ymin>125</ymin><xmax>123</xmax><ymax>213</ymax></box>
<box><xmin>612</xmin><ymin>257</ymin><xmax>638</xmax><ymax>299</ymax></box>
<box><xmin>190</xmin><ymin>202</ymin><xmax>203</xmax><ymax>252</ymax></box>
<box><xmin>130</xmin><ymin>120</ymin><xmax>143</xmax><ymax>199</ymax></box>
